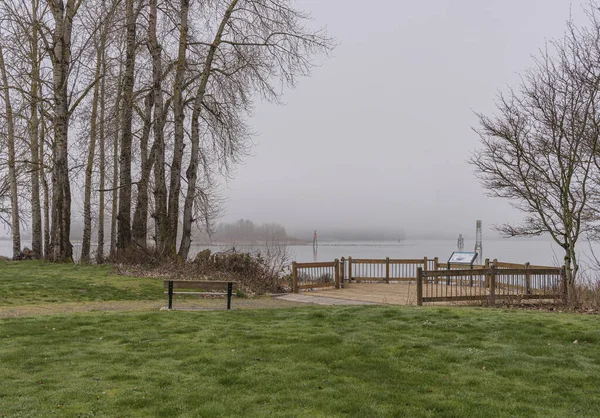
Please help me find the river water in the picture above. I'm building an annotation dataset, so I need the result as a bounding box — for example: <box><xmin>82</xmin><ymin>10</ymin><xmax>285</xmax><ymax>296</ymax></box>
<box><xmin>0</xmin><ymin>238</ymin><xmax>590</xmax><ymax>268</ymax></box>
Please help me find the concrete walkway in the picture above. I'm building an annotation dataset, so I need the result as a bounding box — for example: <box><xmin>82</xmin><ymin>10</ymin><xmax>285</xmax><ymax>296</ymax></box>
<box><xmin>276</xmin><ymin>293</ymin><xmax>379</xmax><ymax>305</ymax></box>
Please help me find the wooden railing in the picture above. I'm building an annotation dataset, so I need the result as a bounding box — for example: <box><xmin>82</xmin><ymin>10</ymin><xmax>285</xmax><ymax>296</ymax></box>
<box><xmin>342</xmin><ymin>257</ymin><xmax>436</xmax><ymax>283</ymax></box>
<box><xmin>416</xmin><ymin>266</ymin><xmax>565</xmax><ymax>305</ymax></box>
<box><xmin>291</xmin><ymin>260</ymin><xmax>340</xmax><ymax>292</ymax></box>
<box><xmin>291</xmin><ymin>257</ymin><xmax>562</xmax><ymax>299</ymax></box>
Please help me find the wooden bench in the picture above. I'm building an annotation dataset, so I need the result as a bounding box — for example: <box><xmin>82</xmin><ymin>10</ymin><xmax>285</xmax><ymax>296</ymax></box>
<box><xmin>164</xmin><ymin>280</ymin><xmax>239</xmax><ymax>310</ymax></box>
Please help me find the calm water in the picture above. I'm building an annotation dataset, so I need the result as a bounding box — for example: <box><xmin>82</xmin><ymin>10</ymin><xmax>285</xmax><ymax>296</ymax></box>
<box><xmin>0</xmin><ymin>238</ymin><xmax>590</xmax><ymax>268</ymax></box>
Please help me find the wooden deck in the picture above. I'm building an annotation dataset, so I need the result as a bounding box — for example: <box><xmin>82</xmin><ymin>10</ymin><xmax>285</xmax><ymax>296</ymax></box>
<box><xmin>305</xmin><ymin>282</ymin><xmax>494</xmax><ymax>306</ymax></box>
<box><xmin>307</xmin><ymin>283</ymin><xmax>419</xmax><ymax>305</ymax></box>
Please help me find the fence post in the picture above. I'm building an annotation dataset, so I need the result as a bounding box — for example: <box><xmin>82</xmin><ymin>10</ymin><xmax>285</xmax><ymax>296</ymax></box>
<box><xmin>168</xmin><ymin>280</ymin><xmax>174</xmax><ymax>310</ymax></box>
<box><xmin>227</xmin><ymin>282</ymin><xmax>233</xmax><ymax>310</ymax></box>
<box><xmin>334</xmin><ymin>259</ymin><xmax>340</xmax><ymax>289</ymax></box>
<box><xmin>340</xmin><ymin>257</ymin><xmax>346</xmax><ymax>286</ymax></box>
<box><xmin>385</xmin><ymin>257</ymin><xmax>390</xmax><ymax>284</ymax></box>
<box><xmin>525</xmin><ymin>262</ymin><xmax>531</xmax><ymax>294</ymax></box>
<box><xmin>484</xmin><ymin>258</ymin><xmax>490</xmax><ymax>289</ymax></box>
<box><xmin>292</xmin><ymin>262</ymin><xmax>298</xmax><ymax>293</ymax></box>
<box><xmin>348</xmin><ymin>256</ymin><xmax>353</xmax><ymax>282</ymax></box>
<box><xmin>489</xmin><ymin>265</ymin><xmax>496</xmax><ymax>305</ymax></box>
<box><xmin>423</xmin><ymin>256</ymin><xmax>428</xmax><ymax>275</ymax></box>
<box><xmin>434</xmin><ymin>257</ymin><xmax>439</xmax><ymax>284</ymax></box>
<box><xmin>417</xmin><ymin>267</ymin><xmax>423</xmax><ymax>306</ymax></box>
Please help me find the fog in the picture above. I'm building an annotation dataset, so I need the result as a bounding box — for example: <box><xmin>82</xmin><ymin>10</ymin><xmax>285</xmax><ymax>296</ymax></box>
<box><xmin>0</xmin><ymin>1</ymin><xmax>580</xmax><ymax>244</ymax></box>
<box><xmin>218</xmin><ymin>0</ymin><xmax>582</xmax><ymax>240</ymax></box>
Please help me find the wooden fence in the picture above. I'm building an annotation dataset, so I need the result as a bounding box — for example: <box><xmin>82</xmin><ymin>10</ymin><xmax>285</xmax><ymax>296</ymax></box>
<box><xmin>341</xmin><ymin>257</ymin><xmax>436</xmax><ymax>283</ymax></box>
<box><xmin>416</xmin><ymin>266</ymin><xmax>565</xmax><ymax>305</ymax></box>
<box><xmin>291</xmin><ymin>257</ymin><xmax>565</xmax><ymax>305</ymax></box>
<box><xmin>291</xmin><ymin>260</ymin><xmax>340</xmax><ymax>292</ymax></box>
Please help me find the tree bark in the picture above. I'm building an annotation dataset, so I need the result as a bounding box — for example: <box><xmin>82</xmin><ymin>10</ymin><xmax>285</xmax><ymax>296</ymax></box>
<box><xmin>131</xmin><ymin>93</ymin><xmax>154</xmax><ymax>248</ymax></box>
<box><xmin>0</xmin><ymin>44</ymin><xmax>21</xmax><ymax>259</ymax></box>
<box><xmin>148</xmin><ymin>0</ymin><xmax>168</xmax><ymax>255</ymax></box>
<box><xmin>117</xmin><ymin>0</ymin><xmax>136</xmax><ymax>253</ymax></box>
<box><xmin>179</xmin><ymin>0</ymin><xmax>238</xmax><ymax>260</ymax></box>
<box><xmin>47</xmin><ymin>0</ymin><xmax>78</xmax><ymax>262</ymax></box>
<box><xmin>40</xmin><ymin>100</ymin><xmax>50</xmax><ymax>258</ymax></box>
<box><xmin>166</xmin><ymin>0</ymin><xmax>189</xmax><ymax>256</ymax></box>
<box><xmin>110</xmin><ymin>62</ymin><xmax>124</xmax><ymax>259</ymax></box>
<box><xmin>97</xmin><ymin>50</ymin><xmax>107</xmax><ymax>264</ymax></box>
<box><xmin>81</xmin><ymin>45</ymin><xmax>102</xmax><ymax>263</ymax></box>
<box><xmin>29</xmin><ymin>0</ymin><xmax>42</xmax><ymax>259</ymax></box>
<box><xmin>132</xmin><ymin>0</ymin><xmax>167</xmax><ymax>250</ymax></box>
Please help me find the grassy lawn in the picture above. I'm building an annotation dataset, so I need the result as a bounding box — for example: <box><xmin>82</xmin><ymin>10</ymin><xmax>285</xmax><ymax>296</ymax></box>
<box><xmin>0</xmin><ymin>260</ymin><xmax>163</xmax><ymax>305</ymax></box>
<box><xmin>1</xmin><ymin>306</ymin><xmax>599</xmax><ymax>417</ymax></box>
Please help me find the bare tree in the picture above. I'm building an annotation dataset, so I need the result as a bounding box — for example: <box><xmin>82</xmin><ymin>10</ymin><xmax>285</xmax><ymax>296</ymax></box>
<box><xmin>178</xmin><ymin>0</ymin><xmax>335</xmax><ymax>259</ymax></box>
<box><xmin>45</xmin><ymin>0</ymin><xmax>83</xmax><ymax>262</ymax></box>
<box><xmin>96</xmin><ymin>32</ymin><xmax>107</xmax><ymax>263</ymax></box>
<box><xmin>0</xmin><ymin>43</ymin><xmax>20</xmax><ymax>258</ymax></box>
<box><xmin>0</xmin><ymin>0</ymin><xmax>334</xmax><ymax>265</ymax></box>
<box><xmin>470</xmin><ymin>10</ymin><xmax>600</xmax><ymax>303</ymax></box>
<box><xmin>81</xmin><ymin>0</ymin><xmax>114</xmax><ymax>263</ymax></box>
<box><xmin>116</xmin><ymin>0</ymin><xmax>137</xmax><ymax>252</ymax></box>
<box><xmin>28</xmin><ymin>0</ymin><xmax>43</xmax><ymax>259</ymax></box>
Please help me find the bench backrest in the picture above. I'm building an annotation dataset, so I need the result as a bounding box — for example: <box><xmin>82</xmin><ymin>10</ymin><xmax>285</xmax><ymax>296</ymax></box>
<box><xmin>163</xmin><ymin>280</ymin><xmax>238</xmax><ymax>292</ymax></box>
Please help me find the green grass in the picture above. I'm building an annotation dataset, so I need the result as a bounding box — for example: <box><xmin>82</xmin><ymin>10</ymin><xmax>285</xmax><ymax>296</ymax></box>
<box><xmin>1</xmin><ymin>306</ymin><xmax>599</xmax><ymax>417</ymax></box>
<box><xmin>0</xmin><ymin>260</ymin><xmax>162</xmax><ymax>305</ymax></box>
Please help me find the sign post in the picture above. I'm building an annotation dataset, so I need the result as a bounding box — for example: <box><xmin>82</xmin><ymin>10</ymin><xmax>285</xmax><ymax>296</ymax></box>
<box><xmin>446</xmin><ymin>252</ymin><xmax>478</xmax><ymax>286</ymax></box>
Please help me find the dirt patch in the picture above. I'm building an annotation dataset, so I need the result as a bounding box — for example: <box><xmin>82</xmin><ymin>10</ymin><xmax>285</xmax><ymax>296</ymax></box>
<box><xmin>0</xmin><ymin>297</ymin><xmax>306</xmax><ymax>319</ymax></box>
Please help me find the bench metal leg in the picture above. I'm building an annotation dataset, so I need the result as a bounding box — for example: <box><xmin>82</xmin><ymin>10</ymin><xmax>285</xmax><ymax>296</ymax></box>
<box><xmin>168</xmin><ymin>280</ymin><xmax>174</xmax><ymax>310</ymax></box>
<box><xmin>227</xmin><ymin>282</ymin><xmax>232</xmax><ymax>310</ymax></box>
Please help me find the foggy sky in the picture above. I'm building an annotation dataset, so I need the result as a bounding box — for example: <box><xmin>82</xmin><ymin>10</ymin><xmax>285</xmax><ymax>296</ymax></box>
<box><xmin>219</xmin><ymin>0</ymin><xmax>584</xmax><ymax>240</ymax></box>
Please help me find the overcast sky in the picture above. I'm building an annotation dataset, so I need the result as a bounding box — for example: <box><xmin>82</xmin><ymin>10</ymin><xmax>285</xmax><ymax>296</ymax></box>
<box><xmin>219</xmin><ymin>0</ymin><xmax>583</xmax><ymax>240</ymax></box>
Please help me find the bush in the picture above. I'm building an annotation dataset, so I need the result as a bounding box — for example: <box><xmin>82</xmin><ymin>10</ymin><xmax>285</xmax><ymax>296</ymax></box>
<box><xmin>191</xmin><ymin>248</ymin><xmax>289</xmax><ymax>295</ymax></box>
<box><xmin>573</xmin><ymin>274</ymin><xmax>600</xmax><ymax>311</ymax></box>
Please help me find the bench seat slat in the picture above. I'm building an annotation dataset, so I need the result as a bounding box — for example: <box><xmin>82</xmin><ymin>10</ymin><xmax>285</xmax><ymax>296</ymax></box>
<box><xmin>164</xmin><ymin>291</ymin><xmax>229</xmax><ymax>295</ymax></box>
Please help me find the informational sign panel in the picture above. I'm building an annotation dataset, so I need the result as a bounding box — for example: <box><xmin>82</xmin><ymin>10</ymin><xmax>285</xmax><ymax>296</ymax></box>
<box><xmin>448</xmin><ymin>252</ymin><xmax>478</xmax><ymax>265</ymax></box>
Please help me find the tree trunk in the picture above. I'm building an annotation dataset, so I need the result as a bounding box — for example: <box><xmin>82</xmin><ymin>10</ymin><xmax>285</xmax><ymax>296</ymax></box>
<box><xmin>117</xmin><ymin>0</ymin><xmax>136</xmax><ymax>253</ymax></box>
<box><xmin>179</xmin><ymin>0</ymin><xmax>238</xmax><ymax>260</ymax></box>
<box><xmin>131</xmin><ymin>93</ymin><xmax>154</xmax><ymax>248</ymax></box>
<box><xmin>29</xmin><ymin>0</ymin><xmax>42</xmax><ymax>259</ymax></box>
<box><xmin>40</xmin><ymin>101</ymin><xmax>50</xmax><ymax>258</ymax></box>
<box><xmin>179</xmin><ymin>107</ymin><xmax>199</xmax><ymax>261</ymax></box>
<box><xmin>564</xmin><ymin>242</ymin><xmax>578</xmax><ymax>307</ymax></box>
<box><xmin>110</xmin><ymin>64</ymin><xmax>123</xmax><ymax>259</ymax></box>
<box><xmin>81</xmin><ymin>46</ymin><xmax>102</xmax><ymax>263</ymax></box>
<box><xmin>147</xmin><ymin>0</ymin><xmax>168</xmax><ymax>255</ymax></box>
<box><xmin>0</xmin><ymin>44</ymin><xmax>21</xmax><ymax>259</ymax></box>
<box><xmin>48</xmin><ymin>0</ymin><xmax>77</xmax><ymax>262</ymax></box>
<box><xmin>166</xmin><ymin>0</ymin><xmax>189</xmax><ymax>257</ymax></box>
<box><xmin>97</xmin><ymin>51</ymin><xmax>107</xmax><ymax>264</ymax></box>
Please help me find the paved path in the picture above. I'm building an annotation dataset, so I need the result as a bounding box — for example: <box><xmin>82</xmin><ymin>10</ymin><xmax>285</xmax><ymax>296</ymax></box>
<box><xmin>276</xmin><ymin>293</ymin><xmax>379</xmax><ymax>305</ymax></box>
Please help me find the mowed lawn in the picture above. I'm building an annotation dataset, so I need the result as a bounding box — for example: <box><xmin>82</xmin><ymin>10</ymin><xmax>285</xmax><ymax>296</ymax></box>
<box><xmin>1</xmin><ymin>305</ymin><xmax>600</xmax><ymax>417</ymax></box>
<box><xmin>0</xmin><ymin>260</ymin><xmax>162</xmax><ymax>305</ymax></box>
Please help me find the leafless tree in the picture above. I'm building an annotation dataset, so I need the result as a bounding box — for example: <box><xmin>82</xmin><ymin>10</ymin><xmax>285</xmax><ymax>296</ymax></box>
<box><xmin>0</xmin><ymin>0</ymin><xmax>334</xmax><ymax>264</ymax></box>
<box><xmin>470</xmin><ymin>9</ymin><xmax>600</xmax><ymax>303</ymax></box>
<box><xmin>0</xmin><ymin>42</ymin><xmax>20</xmax><ymax>258</ymax></box>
